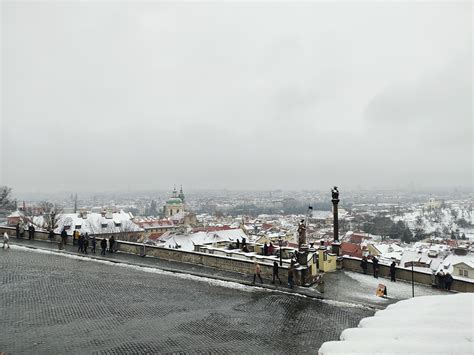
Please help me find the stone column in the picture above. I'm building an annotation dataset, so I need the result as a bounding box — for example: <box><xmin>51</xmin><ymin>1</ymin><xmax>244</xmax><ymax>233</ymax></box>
<box><xmin>331</xmin><ymin>187</ymin><xmax>340</xmax><ymax>255</ymax></box>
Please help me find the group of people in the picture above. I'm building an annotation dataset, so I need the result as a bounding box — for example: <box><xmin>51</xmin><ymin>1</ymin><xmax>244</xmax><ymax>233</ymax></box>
<box><xmin>15</xmin><ymin>223</ymin><xmax>36</xmax><ymax>240</ymax></box>
<box><xmin>262</xmin><ymin>242</ymin><xmax>275</xmax><ymax>256</ymax></box>
<box><xmin>235</xmin><ymin>237</ymin><xmax>249</xmax><ymax>253</ymax></box>
<box><xmin>360</xmin><ymin>256</ymin><xmax>459</xmax><ymax>291</ymax></box>
<box><xmin>70</xmin><ymin>230</ymin><xmax>115</xmax><ymax>255</ymax></box>
<box><xmin>252</xmin><ymin>259</ymin><xmax>295</xmax><ymax>289</ymax></box>
<box><xmin>360</xmin><ymin>256</ymin><xmax>397</xmax><ymax>281</ymax></box>
<box><xmin>436</xmin><ymin>270</ymin><xmax>454</xmax><ymax>291</ymax></box>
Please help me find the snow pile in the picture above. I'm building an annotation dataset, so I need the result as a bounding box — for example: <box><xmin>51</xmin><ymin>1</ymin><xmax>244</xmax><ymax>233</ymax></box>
<box><xmin>318</xmin><ymin>293</ymin><xmax>474</xmax><ymax>355</ymax></box>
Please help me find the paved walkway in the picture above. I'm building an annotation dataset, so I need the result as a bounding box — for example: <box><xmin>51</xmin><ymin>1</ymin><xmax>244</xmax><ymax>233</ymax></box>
<box><xmin>1</xmin><ymin>244</ymin><xmax>373</xmax><ymax>354</ymax></box>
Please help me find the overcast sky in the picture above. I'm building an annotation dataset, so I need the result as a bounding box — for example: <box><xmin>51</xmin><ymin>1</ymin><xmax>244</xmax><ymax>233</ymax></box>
<box><xmin>1</xmin><ymin>1</ymin><xmax>472</xmax><ymax>194</ymax></box>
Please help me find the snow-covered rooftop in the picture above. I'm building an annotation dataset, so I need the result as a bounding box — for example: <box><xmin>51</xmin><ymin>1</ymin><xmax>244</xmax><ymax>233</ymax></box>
<box><xmin>319</xmin><ymin>293</ymin><xmax>474</xmax><ymax>354</ymax></box>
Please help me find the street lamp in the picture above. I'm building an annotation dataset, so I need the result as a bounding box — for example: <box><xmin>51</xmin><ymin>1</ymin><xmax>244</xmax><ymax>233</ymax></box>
<box><xmin>278</xmin><ymin>236</ymin><xmax>283</xmax><ymax>266</ymax></box>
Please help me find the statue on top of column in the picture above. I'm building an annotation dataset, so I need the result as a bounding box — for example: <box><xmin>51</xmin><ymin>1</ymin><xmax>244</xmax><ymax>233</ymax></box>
<box><xmin>298</xmin><ymin>219</ymin><xmax>306</xmax><ymax>248</ymax></box>
<box><xmin>332</xmin><ymin>186</ymin><xmax>339</xmax><ymax>200</ymax></box>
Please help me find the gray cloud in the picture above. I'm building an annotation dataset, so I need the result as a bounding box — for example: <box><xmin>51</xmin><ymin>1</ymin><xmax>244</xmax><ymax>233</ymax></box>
<box><xmin>1</xmin><ymin>1</ymin><xmax>472</xmax><ymax>193</ymax></box>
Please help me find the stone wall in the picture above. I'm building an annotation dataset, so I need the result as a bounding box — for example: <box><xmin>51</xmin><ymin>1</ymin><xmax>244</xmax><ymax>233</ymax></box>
<box><xmin>343</xmin><ymin>256</ymin><xmax>474</xmax><ymax>293</ymax></box>
<box><xmin>116</xmin><ymin>240</ymin><xmax>289</xmax><ymax>281</ymax></box>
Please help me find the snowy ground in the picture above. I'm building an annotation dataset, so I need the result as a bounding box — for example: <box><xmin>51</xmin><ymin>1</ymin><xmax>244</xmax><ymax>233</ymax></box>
<box><xmin>321</xmin><ymin>270</ymin><xmax>447</xmax><ymax>308</ymax></box>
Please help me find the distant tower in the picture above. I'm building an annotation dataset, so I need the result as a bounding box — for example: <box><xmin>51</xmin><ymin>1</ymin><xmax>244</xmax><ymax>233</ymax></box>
<box><xmin>178</xmin><ymin>185</ymin><xmax>185</xmax><ymax>203</ymax></box>
<box><xmin>164</xmin><ymin>186</ymin><xmax>185</xmax><ymax>217</ymax></box>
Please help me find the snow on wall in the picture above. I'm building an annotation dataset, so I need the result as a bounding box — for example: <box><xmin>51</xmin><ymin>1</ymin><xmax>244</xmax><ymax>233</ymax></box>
<box><xmin>318</xmin><ymin>293</ymin><xmax>474</xmax><ymax>355</ymax></box>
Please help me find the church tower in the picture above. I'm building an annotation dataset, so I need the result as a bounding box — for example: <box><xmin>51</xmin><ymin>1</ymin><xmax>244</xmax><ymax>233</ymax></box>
<box><xmin>164</xmin><ymin>186</ymin><xmax>185</xmax><ymax>217</ymax></box>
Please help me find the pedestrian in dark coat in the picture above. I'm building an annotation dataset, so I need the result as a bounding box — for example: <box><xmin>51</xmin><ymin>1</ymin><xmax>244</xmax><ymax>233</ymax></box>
<box><xmin>91</xmin><ymin>236</ymin><xmax>96</xmax><ymax>253</ymax></box>
<box><xmin>263</xmin><ymin>243</ymin><xmax>268</xmax><ymax>256</ymax></box>
<box><xmin>360</xmin><ymin>256</ymin><xmax>368</xmax><ymax>274</ymax></box>
<box><xmin>28</xmin><ymin>225</ymin><xmax>34</xmax><ymax>239</ymax></box>
<box><xmin>109</xmin><ymin>236</ymin><xmax>115</xmax><ymax>253</ymax></box>
<box><xmin>272</xmin><ymin>261</ymin><xmax>282</xmax><ymax>284</ymax></box>
<box><xmin>61</xmin><ymin>228</ymin><xmax>68</xmax><ymax>246</ymax></box>
<box><xmin>100</xmin><ymin>238</ymin><xmax>107</xmax><ymax>256</ymax></box>
<box><xmin>16</xmin><ymin>223</ymin><xmax>20</xmax><ymax>238</ymax></box>
<box><xmin>436</xmin><ymin>270</ymin><xmax>445</xmax><ymax>289</ymax></box>
<box><xmin>390</xmin><ymin>261</ymin><xmax>396</xmax><ymax>282</ymax></box>
<box><xmin>372</xmin><ymin>256</ymin><xmax>379</xmax><ymax>278</ymax></box>
<box><xmin>444</xmin><ymin>273</ymin><xmax>453</xmax><ymax>291</ymax></box>
<box><xmin>78</xmin><ymin>234</ymin><xmax>84</xmax><ymax>253</ymax></box>
<box><xmin>82</xmin><ymin>233</ymin><xmax>89</xmax><ymax>254</ymax></box>
<box><xmin>49</xmin><ymin>229</ymin><xmax>55</xmax><ymax>242</ymax></box>
<box><xmin>235</xmin><ymin>239</ymin><xmax>240</xmax><ymax>249</ymax></box>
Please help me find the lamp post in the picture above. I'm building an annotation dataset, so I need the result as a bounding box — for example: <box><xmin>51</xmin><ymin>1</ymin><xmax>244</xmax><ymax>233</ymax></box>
<box><xmin>278</xmin><ymin>236</ymin><xmax>283</xmax><ymax>266</ymax></box>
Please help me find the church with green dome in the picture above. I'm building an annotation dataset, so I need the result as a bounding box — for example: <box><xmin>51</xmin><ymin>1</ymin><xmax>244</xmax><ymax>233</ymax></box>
<box><xmin>164</xmin><ymin>186</ymin><xmax>185</xmax><ymax>217</ymax></box>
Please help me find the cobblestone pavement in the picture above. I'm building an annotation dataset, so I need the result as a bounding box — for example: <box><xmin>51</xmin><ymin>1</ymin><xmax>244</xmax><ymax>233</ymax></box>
<box><xmin>0</xmin><ymin>247</ymin><xmax>373</xmax><ymax>354</ymax></box>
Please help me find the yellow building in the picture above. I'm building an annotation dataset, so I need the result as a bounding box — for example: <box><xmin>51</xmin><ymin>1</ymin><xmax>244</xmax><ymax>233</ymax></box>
<box><xmin>318</xmin><ymin>246</ymin><xmax>337</xmax><ymax>272</ymax></box>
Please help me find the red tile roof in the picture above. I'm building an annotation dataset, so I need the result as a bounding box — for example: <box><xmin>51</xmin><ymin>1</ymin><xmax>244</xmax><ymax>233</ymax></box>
<box><xmin>341</xmin><ymin>242</ymin><xmax>363</xmax><ymax>258</ymax></box>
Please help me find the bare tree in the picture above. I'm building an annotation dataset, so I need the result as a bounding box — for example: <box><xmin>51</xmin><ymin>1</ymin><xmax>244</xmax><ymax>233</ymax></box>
<box><xmin>0</xmin><ymin>186</ymin><xmax>16</xmax><ymax>213</ymax></box>
<box><xmin>39</xmin><ymin>201</ymin><xmax>64</xmax><ymax>231</ymax></box>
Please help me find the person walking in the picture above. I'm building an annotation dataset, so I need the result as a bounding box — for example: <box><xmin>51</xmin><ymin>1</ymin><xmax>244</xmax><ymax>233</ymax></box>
<box><xmin>91</xmin><ymin>236</ymin><xmax>96</xmax><ymax>254</ymax></box>
<box><xmin>252</xmin><ymin>260</ymin><xmax>263</xmax><ymax>284</ymax></box>
<box><xmin>48</xmin><ymin>229</ymin><xmax>55</xmax><ymax>242</ymax></box>
<box><xmin>272</xmin><ymin>261</ymin><xmax>282</xmax><ymax>284</ymax></box>
<box><xmin>287</xmin><ymin>265</ymin><xmax>294</xmax><ymax>289</ymax></box>
<box><xmin>61</xmin><ymin>228</ymin><xmax>68</xmax><ymax>246</ymax></box>
<box><xmin>372</xmin><ymin>256</ymin><xmax>379</xmax><ymax>278</ymax></box>
<box><xmin>3</xmin><ymin>232</ymin><xmax>10</xmax><ymax>249</ymax></box>
<box><xmin>100</xmin><ymin>238</ymin><xmax>107</xmax><ymax>256</ymax></box>
<box><xmin>390</xmin><ymin>261</ymin><xmax>396</xmax><ymax>282</ymax></box>
<box><xmin>263</xmin><ymin>243</ymin><xmax>268</xmax><ymax>256</ymax></box>
<box><xmin>109</xmin><ymin>236</ymin><xmax>115</xmax><ymax>253</ymax></box>
<box><xmin>78</xmin><ymin>234</ymin><xmax>84</xmax><ymax>253</ymax></box>
<box><xmin>16</xmin><ymin>223</ymin><xmax>20</xmax><ymax>239</ymax></box>
<box><xmin>360</xmin><ymin>256</ymin><xmax>368</xmax><ymax>274</ymax></box>
<box><xmin>83</xmin><ymin>236</ymin><xmax>89</xmax><ymax>254</ymax></box>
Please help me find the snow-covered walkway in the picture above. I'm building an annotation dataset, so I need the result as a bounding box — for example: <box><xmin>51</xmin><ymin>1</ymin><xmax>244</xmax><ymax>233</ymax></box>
<box><xmin>322</xmin><ymin>270</ymin><xmax>447</xmax><ymax>308</ymax></box>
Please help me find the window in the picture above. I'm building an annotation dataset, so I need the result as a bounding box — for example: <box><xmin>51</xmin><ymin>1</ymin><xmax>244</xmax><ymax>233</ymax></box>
<box><xmin>459</xmin><ymin>269</ymin><xmax>469</xmax><ymax>277</ymax></box>
<box><xmin>459</xmin><ymin>269</ymin><xmax>464</xmax><ymax>276</ymax></box>
<box><xmin>463</xmin><ymin>270</ymin><xmax>468</xmax><ymax>277</ymax></box>
<box><xmin>75</xmin><ymin>225</ymin><xmax>81</xmax><ymax>229</ymax></box>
